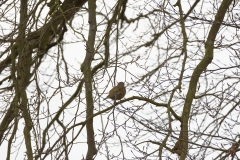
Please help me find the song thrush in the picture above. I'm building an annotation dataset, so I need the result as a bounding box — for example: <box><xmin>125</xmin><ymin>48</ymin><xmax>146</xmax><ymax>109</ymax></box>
<box><xmin>105</xmin><ymin>82</ymin><xmax>126</xmax><ymax>100</ymax></box>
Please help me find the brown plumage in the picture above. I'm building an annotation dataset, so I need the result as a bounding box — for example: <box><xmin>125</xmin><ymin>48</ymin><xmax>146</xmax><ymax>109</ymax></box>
<box><xmin>105</xmin><ymin>82</ymin><xmax>126</xmax><ymax>100</ymax></box>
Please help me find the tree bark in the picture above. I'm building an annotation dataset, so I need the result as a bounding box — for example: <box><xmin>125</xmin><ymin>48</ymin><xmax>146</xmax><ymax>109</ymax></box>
<box><xmin>82</xmin><ymin>0</ymin><xmax>98</xmax><ymax>159</ymax></box>
<box><xmin>179</xmin><ymin>0</ymin><xmax>234</xmax><ymax>159</ymax></box>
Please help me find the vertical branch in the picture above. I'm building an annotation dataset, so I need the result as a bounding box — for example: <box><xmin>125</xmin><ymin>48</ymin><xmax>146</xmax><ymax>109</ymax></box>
<box><xmin>82</xmin><ymin>0</ymin><xmax>97</xmax><ymax>159</ymax></box>
<box><xmin>168</xmin><ymin>0</ymin><xmax>191</xmax><ymax>158</ymax></box>
<box><xmin>17</xmin><ymin>0</ymin><xmax>33</xmax><ymax>159</ymax></box>
<box><xmin>179</xmin><ymin>0</ymin><xmax>233</xmax><ymax>159</ymax></box>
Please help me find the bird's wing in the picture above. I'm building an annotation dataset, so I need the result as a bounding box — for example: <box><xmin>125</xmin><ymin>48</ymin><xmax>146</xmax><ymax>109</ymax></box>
<box><xmin>109</xmin><ymin>86</ymin><xmax>119</xmax><ymax>95</ymax></box>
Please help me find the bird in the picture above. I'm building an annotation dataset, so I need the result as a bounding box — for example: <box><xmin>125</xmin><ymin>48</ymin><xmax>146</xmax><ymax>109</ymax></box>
<box><xmin>105</xmin><ymin>82</ymin><xmax>126</xmax><ymax>100</ymax></box>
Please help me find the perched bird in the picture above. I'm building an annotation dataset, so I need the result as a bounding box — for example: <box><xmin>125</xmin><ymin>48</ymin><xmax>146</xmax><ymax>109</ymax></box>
<box><xmin>105</xmin><ymin>82</ymin><xmax>126</xmax><ymax>100</ymax></box>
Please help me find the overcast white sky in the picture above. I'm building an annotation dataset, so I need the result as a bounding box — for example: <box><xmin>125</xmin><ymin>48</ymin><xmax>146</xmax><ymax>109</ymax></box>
<box><xmin>0</xmin><ymin>0</ymin><xmax>239</xmax><ymax>159</ymax></box>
